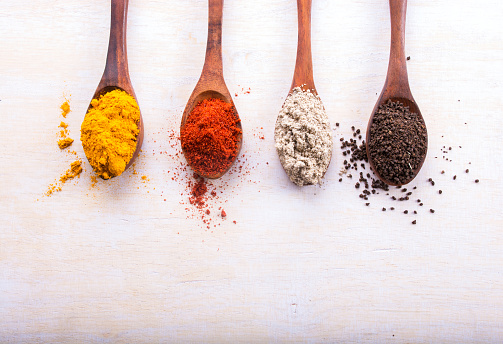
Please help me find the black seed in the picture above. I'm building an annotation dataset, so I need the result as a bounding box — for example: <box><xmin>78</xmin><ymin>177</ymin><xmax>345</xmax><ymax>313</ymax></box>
<box><xmin>453</xmin><ymin>175</ymin><xmax>457</xmax><ymax>180</ymax></box>
<box><xmin>430</xmin><ymin>209</ymin><xmax>435</xmax><ymax>213</ymax></box>
<box><xmin>465</xmin><ymin>169</ymin><xmax>469</xmax><ymax>173</ymax></box>
<box><xmin>404</xmin><ymin>210</ymin><xmax>408</xmax><ymax>214</ymax></box>
<box><xmin>382</xmin><ymin>207</ymin><xmax>386</xmax><ymax>211</ymax></box>
<box><xmin>475</xmin><ymin>179</ymin><xmax>479</xmax><ymax>183</ymax></box>
<box><xmin>368</xmin><ymin>100</ymin><xmax>427</xmax><ymax>185</ymax></box>
<box><xmin>412</xmin><ymin>220</ymin><xmax>416</xmax><ymax>224</ymax></box>
<box><xmin>439</xmin><ymin>190</ymin><xmax>443</xmax><ymax>194</ymax></box>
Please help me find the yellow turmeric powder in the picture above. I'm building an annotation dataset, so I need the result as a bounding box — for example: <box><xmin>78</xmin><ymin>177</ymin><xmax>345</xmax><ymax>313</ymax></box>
<box><xmin>81</xmin><ymin>89</ymin><xmax>140</xmax><ymax>179</ymax></box>
<box><xmin>58</xmin><ymin>137</ymin><xmax>74</xmax><ymax>149</ymax></box>
<box><xmin>60</xmin><ymin>101</ymin><xmax>70</xmax><ymax>117</ymax></box>
<box><xmin>60</xmin><ymin>160</ymin><xmax>83</xmax><ymax>183</ymax></box>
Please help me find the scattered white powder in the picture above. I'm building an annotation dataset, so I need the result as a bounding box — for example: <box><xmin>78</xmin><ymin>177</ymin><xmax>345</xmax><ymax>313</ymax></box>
<box><xmin>274</xmin><ymin>87</ymin><xmax>333</xmax><ymax>186</ymax></box>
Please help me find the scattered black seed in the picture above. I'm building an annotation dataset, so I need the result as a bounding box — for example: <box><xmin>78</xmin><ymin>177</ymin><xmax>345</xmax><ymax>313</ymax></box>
<box><xmin>465</xmin><ymin>169</ymin><xmax>469</xmax><ymax>173</ymax></box>
<box><xmin>413</xmin><ymin>211</ymin><xmax>417</xmax><ymax>214</ymax></box>
<box><xmin>390</xmin><ymin>207</ymin><xmax>395</xmax><ymax>210</ymax></box>
<box><xmin>339</xmin><ymin>178</ymin><xmax>342</xmax><ymax>182</ymax></box>
<box><xmin>368</xmin><ymin>100</ymin><xmax>427</xmax><ymax>185</ymax></box>
<box><xmin>475</xmin><ymin>179</ymin><xmax>479</xmax><ymax>183</ymax></box>
<box><xmin>439</xmin><ymin>190</ymin><xmax>443</xmax><ymax>194</ymax></box>
<box><xmin>417</xmin><ymin>199</ymin><xmax>421</xmax><ymax>202</ymax></box>
<box><xmin>431</xmin><ymin>180</ymin><xmax>435</xmax><ymax>186</ymax></box>
<box><xmin>419</xmin><ymin>203</ymin><xmax>423</xmax><ymax>206</ymax></box>
<box><xmin>441</xmin><ymin>170</ymin><xmax>445</xmax><ymax>174</ymax></box>
<box><xmin>382</xmin><ymin>208</ymin><xmax>386</xmax><ymax>211</ymax></box>
<box><xmin>365</xmin><ymin>203</ymin><xmax>370</xmax><ymax>206</ymax></box>
<box><xmin>407</xmin><ymin>56</ymin><xmax>410</xmax><ymax>60</ymax></box>
<box><xmin>412</xmin><ymin>220</ymin><xmax>416</xmax><ymax>224</ymax></box>
<box><xmin>430</xmin><ymin>209</ymin><xmax>435</xmax><ymax>213</ymax></box>
<box><xmin>355</xmin><ymin>183</ymin><xmax>360</xmax><ymax>189</ymax></box>
<box><xmin>336</xmin><ymin>123</ymin><xmax>339</xmax><ymax>127</ymax></box>
<box><xmin>404</xmin><ymin>210</ymin><xmax>408</xmax><ymax>214</ymax></box>
<box><xmin>453</xmin><ymin>175</ymin><xmax>457</xmax><ymax>180</ymax></box>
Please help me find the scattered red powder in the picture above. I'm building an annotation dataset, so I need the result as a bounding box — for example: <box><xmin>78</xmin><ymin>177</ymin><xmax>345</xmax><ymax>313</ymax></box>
<box><xmin>221</xmin><ymin>209</ymin><xmax>227</xmax><ymax>218</ymax></box>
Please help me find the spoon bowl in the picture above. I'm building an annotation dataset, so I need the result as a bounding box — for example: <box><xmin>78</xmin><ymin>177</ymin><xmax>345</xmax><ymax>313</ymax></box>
<box><xmin>83</xmin><ymin>0</ymin><xmax>144</xmax><ymax>179</ymax></box>
<box><xmin>365</xmin><ymin>0</ymin><xmax>427</xmax><ymax>186</ymax></box>
<box><xmin>180</xmin><ymin>0</ymin><xmax>242</xmax><ymax>179</ymax></box>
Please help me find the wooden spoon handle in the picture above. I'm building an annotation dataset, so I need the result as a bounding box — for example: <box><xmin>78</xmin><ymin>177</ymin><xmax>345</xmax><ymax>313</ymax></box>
<box><xmin>99</xmin><ymin>0</ymin><xmax>131</xmax><ymax>90</ymax></box>
<box><xmin>201</xmin><ymin>0</ymin><xmax>224</xmax><ymax>80</ymax></box>
<box><xmin>291</xmin><ymin>0</ymin><xmax>315</xmax><ymax>92</ymax></box>
<box><xmin>384</xmin><ymin>0</ymin><xmax>411</xmax><ymax>99</ymax></box>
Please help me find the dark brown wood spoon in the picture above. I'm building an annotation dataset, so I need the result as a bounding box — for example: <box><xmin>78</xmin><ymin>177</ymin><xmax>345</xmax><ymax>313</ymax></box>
<box><xmin>180</xmin><ymin>0</ymin><xmax>242</xmax><ymax>179</ymax></box>
<box><xmin>83</xmin><ymin>0</ymin><xmax>144</xmax><ymax>178</ymax></box>
<box><xmin>365</xmin><ymin>0</ymin><xmax>427</xmax><ymax>186</ymax></box>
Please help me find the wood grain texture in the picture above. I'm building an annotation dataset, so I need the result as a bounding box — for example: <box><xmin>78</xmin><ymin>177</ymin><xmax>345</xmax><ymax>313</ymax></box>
<box><xmin>291</xmin><ymin>0</ymin><xmax>316</xmax><ymax>93</ymax></box>
<box><xmin>1</xmin><ymin>0</ymin><xmax>503</xmax><ymax>343</ymax></box>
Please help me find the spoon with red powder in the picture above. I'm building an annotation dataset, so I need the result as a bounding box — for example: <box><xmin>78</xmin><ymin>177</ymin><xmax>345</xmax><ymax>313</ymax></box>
<box><xmin>180</xmin><ymin>0</ymin><xmax>242</xmax><ymax>179</ymax></box>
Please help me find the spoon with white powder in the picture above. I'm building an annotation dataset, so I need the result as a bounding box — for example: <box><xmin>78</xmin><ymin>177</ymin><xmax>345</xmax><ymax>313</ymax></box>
<box><xmin>274</xmin><ymin>0</ymin><xmax>333</xmax><ymax>186</ymax></box>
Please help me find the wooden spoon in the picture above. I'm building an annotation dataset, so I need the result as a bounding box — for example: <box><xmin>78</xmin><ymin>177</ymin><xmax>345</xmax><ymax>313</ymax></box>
<box><xmin>291</xmin><ymin>0</ymin><xmax>316</xmax><ymax>94</ymax></box>
<box><xmin>83</xmin><ymin>0</ymin><xmax>144</xmax><ymax>178</ymax></box>
<box><xmin>180</xmin><ymin>0</ymin><xmax>242</xmax><ymax>179</ymax></box>
<box><xmin>365</xmin><ymin>0</ymin><xmax>427</xmax><ymax>186</ymax></box>
<box><xmin>275</xmin><ymin>0</ymin><xmax>331</xmax><ymax>186</ymax></box>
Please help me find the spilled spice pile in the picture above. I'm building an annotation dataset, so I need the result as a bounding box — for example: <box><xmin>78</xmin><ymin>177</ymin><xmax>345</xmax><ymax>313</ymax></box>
<box><xmin>47</xmin><ymin>160</ymin><xmax>83</xmax><ymax>196</ymax></box>
<box><xmin>154</xmin><ymin>121</ymin><xmax>266</xmax><ymax>230</ymax></box>
<box><xmin>45</xmin><ymin>99</ymin><xmax>83</xmax><ymax>196</ymax></box>
<box><xmin>368</xmin><ymin>100</ymin><xmax>427</xmax><ymax>185</ymax></box>
<box><xmin>339</xmin><ymin>124</ymin><xmax>478</xmax><ymax>225</ymax></box>
<box><xmin>58</xmin><ymin>100</ymin><xmax>74</xmax><ymax>149</ymax></box>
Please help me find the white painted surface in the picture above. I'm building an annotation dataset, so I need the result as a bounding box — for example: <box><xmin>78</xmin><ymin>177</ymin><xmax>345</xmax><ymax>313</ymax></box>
<box><xmin>1</xmin><ymin>0</ymin><xmax>503</xmax><ymax>342</ymax></box>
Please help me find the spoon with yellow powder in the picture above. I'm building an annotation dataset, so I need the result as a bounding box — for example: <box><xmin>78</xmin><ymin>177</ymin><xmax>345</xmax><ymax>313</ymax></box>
<box><xmin>81</xmin><ymin>0</ymin><xmax>144</xmax><ymax>180</ymax></box>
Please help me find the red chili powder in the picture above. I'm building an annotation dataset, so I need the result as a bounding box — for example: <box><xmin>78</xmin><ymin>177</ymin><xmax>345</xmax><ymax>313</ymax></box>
<box><xmin>180</xmin><ymin>98</ymin><xmax>241</xmax><ymax>176</ymax></box>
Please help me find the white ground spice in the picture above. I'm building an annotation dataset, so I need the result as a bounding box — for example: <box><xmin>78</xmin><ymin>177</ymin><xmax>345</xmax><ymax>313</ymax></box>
<box><xmin>274</xmin><ymin>87</ymin><xmax>333</xmax><ymax>186</ymax></box>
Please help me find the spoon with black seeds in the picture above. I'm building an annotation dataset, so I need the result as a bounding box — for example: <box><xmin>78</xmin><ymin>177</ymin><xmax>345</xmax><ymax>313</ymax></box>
<box><xmin>365</xmin><ymin>0</ymin><xmax>428</xmax><ymax>186</ymax></box>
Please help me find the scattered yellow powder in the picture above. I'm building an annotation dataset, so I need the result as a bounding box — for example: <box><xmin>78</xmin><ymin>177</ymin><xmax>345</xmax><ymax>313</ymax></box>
<box><xmin>90</xmin><ymin>175</ymin><xmax>98</xmax><ymax>187</ymax></box>
<box><xmin>141</xmin><ymin>175</ymin><xmax>147</xmax><ymax>180</ymax></box>
<box><xmin>59</xmin><ymin>122</ymin><xmax>68</xmax><ymax>128</ymax></box>
<box><xmin>46</xmin><ymin>160</ymin><xmax>82</xmax><ymax>196</ymax></box>
<box><xmin>60</xmin><ymin>160</ymin><xmax>83</xmax><ymax>183</ymax></box>
<box><xmin>60</xmin><ymin>101</ymin><xmax>70</xmax><ymax>117</ymax></box>
<box><xmin>81</xmin><ymin>89</ymin><xmax>140</xmax><ymax>180</ymax></box>
<box><xmin>58</xmin><ymin>137</ymin><xmax>74</xmax><ymax>149</ymax></box>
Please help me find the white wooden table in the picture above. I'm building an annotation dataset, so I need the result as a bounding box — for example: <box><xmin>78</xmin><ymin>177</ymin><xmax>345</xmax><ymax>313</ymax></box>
<box><xmin>1</xmin><ymin>0</ymin><xmax>502</xmax><ymax>342</ymax></box>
